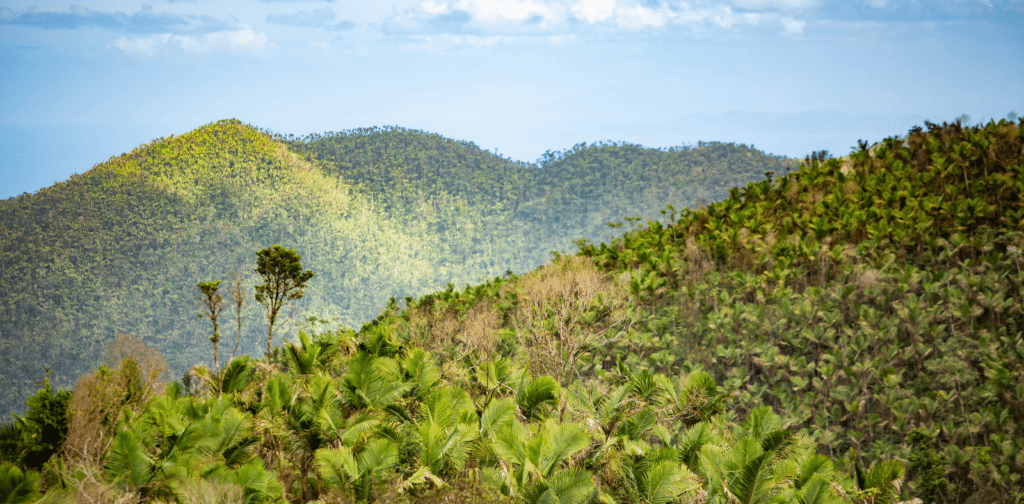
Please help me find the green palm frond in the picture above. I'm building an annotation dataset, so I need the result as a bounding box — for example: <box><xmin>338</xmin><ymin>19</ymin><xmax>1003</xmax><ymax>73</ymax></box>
<box><xmin>359</xmin><ymin>438</ymin><xmax>399</xmax><ymax>475</ymax></box>
<box><xmin>757</xmin><ymin>428</ymin><xmax>795</xmax><ymax>458</ymax></box>
<box><xmin>0</xmin><ymin>422</ymin><xmax>23</xmax><ymax>463</ymax></box>
<box><xmin>418</xmin><ymin>420</ymin><xmax>479</xmax><ymax>476</ymax></box>
<box><xmin>518</xmin><ymin>376</ymin><xmax>561</xmax><ymax>421</ymax></box>
<box><xmin>105</xmin><ymin>431</ymin><xmax>155</xmax><ymax>490</ymax></box>
<box><xmin>863</xmin><ymin>460</ymin><xmax>905</xmax><ymax>504</ymax></box>
<box><xmin>492</xmin><ymin>419</ymin><xmax>530</xmax><ymax>466</ymax></box>
<box><xmin>402</xmin><ymin>348</ymin><xmax>441</xmax><ymax>399</ymax></box>
<box><xmin>343</xmin><ymin>355</ymin><xmax>413</xmax><ymax>410</ymax></box>
<box><xmin>233</xmin><ymin>458</ymin><xmax>283</xmax><ymax>504</ymax></box>
<box><xmin>742</xmin><ymin>406</ymin><xmax>783</xmax><ymax>444</ymax></box>
<box><xmin>263</xmin><ymin>374</ymin><xmax>293</xmax><ymax>412</ymax></box>
<box><xmin>676</xmin><ymin>422</ymin><xmax>715</xmax><ymax>473</ymax></box>
<box><xmin>641</xmin><ymin>459</ymin><xmax>694</xmax><ymax>504</ymax></box>
<box><xmin>220</xmin><ymin>356</ymin><xmax>256</xmax><ymax>395</ymax></box>
<box><xmin>481</xmin><ymin>398</ymin><xmax>517</xmax><ymax>436</ymax></box>
<box><xmin>339</xmin><ymin>410</ymin><xmax>382</xmax><ymax>445</ymax></box>
<box><xmin>315</xmin><ymin>446</ymin><xmax>359</xmax><ymax>489</ymax></box>
<box><xmin>422</xmin><ymin>387</ymin><xmax>475</xmax><ymax>427</ymax></box>
<box><xmin>539</xmin><ymin>422</ymin><xmax>591</xmax><ymax>478</ymax></box>
<box><xmin>793</xmin><ymin>455</ymin><xmax>833</xmax><ymax>490</ymax></box>
<box><xmin>796</xmin><ymin>474</ymin><xmax>836</xmax><ymax>504</ymax></box>
<box><xmin>524</xmin><ymin>467</ymin><xmax>596</xmax><ymax>504</ymax></box>
<box><xmin>0</xmin><ymin>461</ymin><xmax>42</xmax><ymax>504</ymax></box>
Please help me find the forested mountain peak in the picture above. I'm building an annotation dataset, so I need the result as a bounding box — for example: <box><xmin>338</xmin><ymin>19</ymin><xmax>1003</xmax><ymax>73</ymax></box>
<box><xmin>0</xmin><ymin>119</ymin><xmax>785</xmax><ymax>424</ymax></box>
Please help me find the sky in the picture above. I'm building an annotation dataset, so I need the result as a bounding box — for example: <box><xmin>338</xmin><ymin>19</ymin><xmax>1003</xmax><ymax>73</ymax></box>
<box><xmin>1</xmin><ymin>0</ymin><xmax>1022</xmax><ymax>199</ymax></box>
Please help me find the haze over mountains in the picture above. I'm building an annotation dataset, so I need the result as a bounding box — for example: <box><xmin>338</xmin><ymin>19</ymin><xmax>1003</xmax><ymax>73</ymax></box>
<box><xmin>0</xmin><ymin>119</ymin><xmax>791</xmax><ymax>418</ymax></box>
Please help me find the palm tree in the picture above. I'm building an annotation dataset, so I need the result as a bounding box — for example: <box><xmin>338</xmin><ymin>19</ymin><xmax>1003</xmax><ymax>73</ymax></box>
<box><xmin>0</xmin><ymin>461</ymin><xmax>42</xmax><ymax>503</ymax></box>
<box><xmin>315</xmin><ymin>439</ymin><xmax>399</xmax><ymax>503</ymax></box>
<box><xmin>490</xmin><ymin>418</ymin><xmax>595</xmax><ymax>503</ymax></box>
<box><xmin>620</xmin><ymin>447</ymin><xmax>698</xmax><ymax>504</ymax></box>
<box><xmin>698</xmin><ymin>406</ymin><xmax>797</xmax><ymax>504</ymax></box>
<box><xmin>415</xmin><ymin>387</ymin><xmax>479</xmax><ymax>482</ymax></box>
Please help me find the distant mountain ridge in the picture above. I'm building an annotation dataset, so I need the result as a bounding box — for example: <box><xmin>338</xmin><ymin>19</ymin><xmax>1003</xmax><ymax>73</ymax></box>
<box><xmin>0</xmin><ymin>119</ymin><xmax>790</xmax><ymax>418</ymax></box>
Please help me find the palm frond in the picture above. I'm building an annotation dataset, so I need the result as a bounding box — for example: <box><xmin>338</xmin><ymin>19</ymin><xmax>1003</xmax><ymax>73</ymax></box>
<box><xmin>104</xmin><ymin>431</ymin><xmax>154</xmax><ymax>490</ymax></box>
<box><xmin>525</xmin><ymin>467</ymin><xmax>596</xmax><ymax>504</ymax></box>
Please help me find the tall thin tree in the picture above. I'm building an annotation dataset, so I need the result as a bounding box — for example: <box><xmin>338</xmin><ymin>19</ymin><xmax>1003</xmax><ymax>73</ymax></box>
<box><xmin>197</xmin><ymin>280</ymin><xmax>226</xmax><ymax>395</ymax></box>
<box><xmin>254</xmin><ymin>245</ymin><xmax>315</xmax><ymax>360</ymax></box>
<box><xmin>227</xmin><ymin>271</ymin><xmax>248</xmax><ymax>361</ymax></box>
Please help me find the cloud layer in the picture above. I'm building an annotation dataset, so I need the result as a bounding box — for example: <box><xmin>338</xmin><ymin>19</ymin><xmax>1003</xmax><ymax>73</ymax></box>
<box><xmin>1</xmin><ymin>0</ymin><xmax>1018</xmax><ymax>57</ymax></box>
<box><xmin>113</xmin><ymin>28</ymin><xmax>274</xmax><ymax>57</ymax></box>
<box><xmin>1</xmin><ymin>5</ymin><xmax>225</xmax><ymax>33</ymax></box>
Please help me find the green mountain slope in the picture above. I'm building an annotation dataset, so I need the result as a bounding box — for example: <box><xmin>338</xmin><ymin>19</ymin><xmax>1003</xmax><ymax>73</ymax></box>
<box><xmin>3</xmin><ymin>119</ymin><xmax>1018</xmax><ymax>504</ymax></box>
<box><xmin>0</xmin><ymin>120</ymin><xmax>787</xmax><ymax>419</ymax></box>
<box><xmin>0</xmin><ymin>120</ymin><xmax>457</xmax><ymax>418</ymax></box>
<box><xmin>357</xmin><ymin>118</ymin><xmax>1023</xmax><ymax>502</ymax></box>
<box><xmin>287</xmin><ymin>127</ymin><xmax>791</xmax><ymax>275</ymax></box>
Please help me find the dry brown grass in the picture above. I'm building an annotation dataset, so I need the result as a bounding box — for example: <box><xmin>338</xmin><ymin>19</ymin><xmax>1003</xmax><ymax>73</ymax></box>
<box><xmin>511</xmin><ymin>255</ymin><xmax>632</xmax><ymax>384</ymax></box>
<box><xmin>457</xmin><ymin>302</ymin><xmax>500</xmax><ymax>362</ymax></box>
<box><xmin>404</xmin><ymin>294</ymin><xmax>502</xmax><ymax>373</ymax></box>
<box><xmin>104</xmin><ymin>334</ymin><xmax>169</xmax><ymax>401</ymax></box>
<box><xmin>853</xmin><ymin>266</ymin><xmax>882</xmax><ymax>292</ymax></box>
<box><xmin>64</xmin><ymin>335</ymin><xmax>169</xmax><ymax>465</ymax></box>
<box><xmin>683</xmin><ymin>237</ymin><xmax>714</xmax><ymax>280</ymax></box>
<box><xmin>64</xmin><ymin>371</ymin><xmax>123</xmax><ymax>464</ymax></box>
<box><xmin>176</xmin><ymin>478</ymin><xmax>245</xmax><ymax>504</ymax></box>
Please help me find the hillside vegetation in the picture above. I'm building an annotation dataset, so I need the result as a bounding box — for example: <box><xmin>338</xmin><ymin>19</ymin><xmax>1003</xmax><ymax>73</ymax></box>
<box><xmin>2</xmin><ymin>118</ymin><xmax>1019</xmax><ymax>504</ymax></box>
<box><xmin>0</xmin><ymin>120</ymin><xmax>787</xmax><ymax>419</ymax></box>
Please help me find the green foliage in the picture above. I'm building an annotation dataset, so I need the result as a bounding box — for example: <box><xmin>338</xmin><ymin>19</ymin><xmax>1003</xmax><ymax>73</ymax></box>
<box><xmin>621</xmin><ymin>448</ymin><xmax>695</xmax><ymax>504</ymax></box>
<box><xmin>220</xmin><ymin>356</ymin><xmax>257</xmax><ymax>395</ymax></box>
<box><xmin>517</xmin><ymin>375</ymin><xmax>561</xmax><ymax>421</ymax></box>
<box><xmin>316</xmin><ymin>439</ymin><xmax>399</xmax><ymax>502</ymax></box>
<box><xmin>255</xmin><ymin>244</ymin><xmax>315</xmax><ymax>358</ymax></box>
<box><xmin>8</xmin><ymin>118</ymin><xmax>1024</xmax><ymax>503</ymax></box>
<box><xmin>0</xmin><ymin>461</ymin><xmax>41</xmax><ymax>503</ymax></box>
<box><xmin>566</xmin><ymin>118</ymin><xmax>1024</xmax><ymax>503</ymax></box>
<box><xmin>8</xmin><ymin>375</ymin><xmax>71</xmax><ymax>470</ymax></box>
<box><xmin>906</xmin><ymin>428</ymin><xmax>948</xmax><ymax>504</ymax></box>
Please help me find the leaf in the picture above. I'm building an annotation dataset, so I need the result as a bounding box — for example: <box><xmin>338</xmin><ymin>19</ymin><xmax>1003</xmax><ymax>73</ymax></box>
<box><xmin>104</xmin><ymin>431</ymin><xmax>154</xmax><ymax>490</ymax></box>
<box><xmin>641</xmin><ymin>460</ymin><xmax>692</xmax><ymax>504</ymax></box>
<box><xmin>525</xmin><ymin>467</ymin><xmax>596</xmax><ymax>504</ymax></box>
<box><xmin>481</xmin><ymin>398</ymin><xmax>517</xmax><ymax>436</ymax></box>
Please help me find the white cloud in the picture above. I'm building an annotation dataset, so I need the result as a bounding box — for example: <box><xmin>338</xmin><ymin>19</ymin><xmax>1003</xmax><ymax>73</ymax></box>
<box><xmin>615</xmin><ymin>3</ymin><xmax>671</xmax><ymax>29</ymax></box>
<box><xmin>571</xmin><ymin>0</ymin><xmax>616</xmax><ymax>23</ymax></box>
<box><xmin>421</xmin><ymin>0</ymin><xmax>451</xmax><ymax>14</ymax></box>
<box><xmin>403</xmin><ymin>33</ymin><xmax>514</xmax><ymax>51</ymax></box>
<box><xmin>568</xmin><ymin>1</ymin><xmax>764</xmax><ymax>29</ymax></box>
<box><xmin>115</xmin><ymin>34</ymin><xmax>172</xmax><ymax>58</ymax></box>
<box><xmin>731</xmin><ymin>0</ymin><xmax>818</xmax><ymax>11</ymax></box>
<box><xmin>386</xmin><ymin>0</ymin><xmax>780</xmax><ymax>39</ymax></box>
<box><xmin>780</xmin><ymin>15</ymin><xmax>804</xmax><ymax>33</ymax></box>
<box><xmin>111</xmin><ymin>28</ymin><xmax>274</xmax><ymax>57</ymax></box>
<box><xmin>229</xmin><ymin>28</ymin><xmax>271</xmax><ymax>53</ymax></box>
<box><xmin>706</xmin><ymin>6</ymin><xmax>761</xmax><ymax>27</ymax></box>
<box><xmin>455</xmin><ymin>0</ymin><xmax>568</xmax><ymax>24</ymax></box>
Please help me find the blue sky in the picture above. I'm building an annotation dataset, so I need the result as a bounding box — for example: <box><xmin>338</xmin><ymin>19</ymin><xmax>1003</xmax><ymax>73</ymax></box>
<box><xmin>2</xmin><ymin>0</ymin><xmax>1022</xmax><ymax>199</ymax></box>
